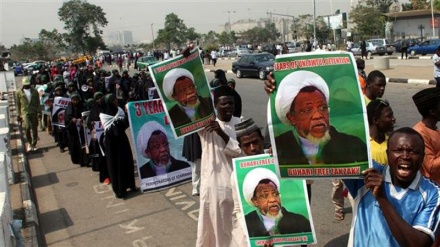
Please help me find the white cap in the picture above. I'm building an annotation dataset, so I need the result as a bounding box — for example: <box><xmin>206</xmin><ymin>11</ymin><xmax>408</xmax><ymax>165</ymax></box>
<box><xmin>162</xmin><ymin>68</ymin><xmax>195</xmax><ymax>101</ymax></box>
<box><xmin>137</xmin><ymin>121</ymin><xmax>167</xmax><ymax>159</ymax></box>
<box><xmin>242</xmin><ymin>168</ymin><xmax>280</xmax><ymax>206</ymax></box>
<box><xmin>275</xmin><ymin>70</ymin><xmax>329</xmax><ymax>125</ymax></box>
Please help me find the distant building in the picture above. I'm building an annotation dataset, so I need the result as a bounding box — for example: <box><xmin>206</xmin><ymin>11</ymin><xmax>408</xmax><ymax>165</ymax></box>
<box><xmin>384</xmin><ymin>9</ymin><xmax>440</xmax><ymax>41</ymax></box>
<box><xmin>220</xmin><ymin>17</ymin><xmax>297</xmax><ymax>43</ymax></box>
<box><xmin>105</xmin><ymin>30</ymin><xmax>134</xmax><ymax>45</ymax></box>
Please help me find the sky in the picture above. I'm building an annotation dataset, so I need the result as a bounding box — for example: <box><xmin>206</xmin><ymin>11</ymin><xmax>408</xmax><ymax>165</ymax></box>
<box><xmin>0</xmin><ymin>0</ymin><xmax>359</xmax><ymax>47</ymax></box>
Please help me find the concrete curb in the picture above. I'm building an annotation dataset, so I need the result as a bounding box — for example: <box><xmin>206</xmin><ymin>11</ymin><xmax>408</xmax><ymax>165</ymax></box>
<box><xmin>12</xmin><ymin>95</ymin><xmax>45</xmax><ymax>246</ymax></box>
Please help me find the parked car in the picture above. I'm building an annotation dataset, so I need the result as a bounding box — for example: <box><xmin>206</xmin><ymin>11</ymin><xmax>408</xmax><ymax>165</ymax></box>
<box><xmin>394</xmin><ymin>38</ymin><xmax>419</xmax><ymax>52</ymax></box>
<box><xmin>287</xmin><ymin>43</ymin><xmax>297</xmax><ymax>53</ymax></box>
<box><xmin>350</xmin><ymin>42</ymin><xmax>378</xmax><ymax>57</ymax></box>
<box><xmin>367</xmin><ymin>38</ymin><xmax>395</xmax><ymax>55</ymax></box>
<box><xmin>259</xmin><ymin>44</ymin><xmax>273</xmax><ymax>53</ymax></box>
<box><xmin>231</xmin><ymin>53</ymin><xmax>275</xmax><ymax>80</ymax></box>
<box><xmin>136</xmin><ymin>55</ymin><xmax>159</xmax><ymax>71</ymax></box>
<box><xmin>228</xmin><ymin>47</ymin><xmax>250</xmax><ymax>57</ymax></box>
<box><xmin>408</xmin><ymin>39</ymin><xmax>440</xmax><ymax>55</ymax></box>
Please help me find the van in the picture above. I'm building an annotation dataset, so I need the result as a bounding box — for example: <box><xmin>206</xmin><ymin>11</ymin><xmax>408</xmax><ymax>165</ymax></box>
<box><xmin>366</xmin><ymin>39</ymin><xmax>395</xmax><ymax>55</ymax></box>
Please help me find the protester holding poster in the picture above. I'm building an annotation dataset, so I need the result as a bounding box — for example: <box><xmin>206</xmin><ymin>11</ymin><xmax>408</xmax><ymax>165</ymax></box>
<box><xmin>233</xmin><ymin>156</ymin><xmax>315</xmax><ymax>247</ymax></box>
<box><xmin>137</xmin><ymin>121</ymin><xmax>190</xmax><ymax>179</ymax></box>
<box><xmin>149</xmin><ymin>48</ymin><xmax>214</xmax><ymax>138</ymax></box>
<box><xmin>127</xmin><ymin>99</ymin><xmax>192</xmax><ymax>192</ymax></box>
<box><xmin>86</xmin><ymin>92</ymin><xmax>110</xmax><ymax>184</ymax></box>
<box><xmin>50</xmin><ymin>88</ymin><xmax>69</xmax><ymax>152</ymax></box>
<box><xmin>196</xmin><ymin>86</ymin><xmax>242</xmax><ymax>247</ymax></box>
<box><xmin>268</xmin><ymin>53</ymin><xmax>369</xmax><ymax>179</ymax></box>
<box><xmin>65</xmin><ymin>93</ymin><xmax>86</xmax><ymax>166</ymax></box>
<box><xmin>100</xmin><ymin>94</ymin><xmax>137</xmax><ymax>199</ymax></box>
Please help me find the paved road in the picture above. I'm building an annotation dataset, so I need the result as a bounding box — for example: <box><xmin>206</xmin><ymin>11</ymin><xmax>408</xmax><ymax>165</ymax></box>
<box><xmin>14</xmin><ymin>68</ymin><xmax>432</xmax><ymax>247</ymax></box>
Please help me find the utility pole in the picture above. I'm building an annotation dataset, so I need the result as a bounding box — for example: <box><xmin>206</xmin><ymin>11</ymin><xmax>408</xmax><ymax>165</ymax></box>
<box><xmin>151</xmin><ymin>23</ymin><xmax>155</xmax><ymax>49</ymax></box>
<box><xmin>267</xmin><ymin>12</ymin><xmax>296</xmax><ymax>42</ymax></box>
<box><xmin>226</xmin><ymin>10</ymin><xmax>236</xmax><ymax>33</ymax></box>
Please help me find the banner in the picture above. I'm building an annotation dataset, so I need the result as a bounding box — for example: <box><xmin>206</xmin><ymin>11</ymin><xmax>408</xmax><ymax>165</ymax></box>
<box><xmin>127</xmin><ymin>99</ymin><xmax>192</xmax><ymax>192</ymax></box>
<box><xmin>85</xmin><ymin>121</ymin><xmax>105</xmax><ymax>157</ymax></box>
<box><xmin>233</xmin><ymin>154</ymin><xmax>316</xmax><ymax>246</ymax></box>
<box><xmin>149</xmin><ymin>48</ymin><xmax>215</xmax><ymax>138</ymax></box>
<box><xmin>51</xmin><ymin>97</ymin><xmax>70</xmax><ymax>127</ymax></box>
<box><xmin>35</xmin><ymin>84</ymin><xmax>51</xmax><ymax>115</ymax></box>
<box><xmin>268</xmin><ymin>52</ymin><xmax>370</xmax><ymax>179</ymax></box>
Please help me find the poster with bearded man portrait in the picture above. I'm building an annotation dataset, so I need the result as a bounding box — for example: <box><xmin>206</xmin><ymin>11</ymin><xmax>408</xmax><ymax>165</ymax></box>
<box><xmin>268</xmin><ymin>52</ymin><xmax>370</xmax><ymax>179</ymax></box>
<box><xmin>149</xmin><ymin>48</ymin><xmax>215</xmax><ymax>138</ymax></box>
<box><xmin>233</xmin><ymin>154</ymin><xmax>316</xmax><ymax>246</ymax></box>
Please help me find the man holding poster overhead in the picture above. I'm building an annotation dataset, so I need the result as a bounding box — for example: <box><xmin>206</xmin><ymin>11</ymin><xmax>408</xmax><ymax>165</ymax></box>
<box><xmin>274</xmin><ymin>70</ymin><xmax>367</xmax><ymax>166</ymax></box>
<box><xmin>162</xmin><ymin>68</ymin><xmax>213</xmax><ymax>128</ymax></box>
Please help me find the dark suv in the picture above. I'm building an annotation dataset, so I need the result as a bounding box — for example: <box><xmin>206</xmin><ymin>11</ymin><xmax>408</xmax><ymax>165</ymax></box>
<box><xmin>231</xmin><ymin>53</ymin><xmax>275</xmax><ymax>80</ymax></box>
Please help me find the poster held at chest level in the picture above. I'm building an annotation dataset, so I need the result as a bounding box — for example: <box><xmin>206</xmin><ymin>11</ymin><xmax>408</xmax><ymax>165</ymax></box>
<box><xmin>149</xmin><ymin>48</ymin><xmax>215</xmax><ymax>139</ymax></box>
<box><xmin>52</xmin><ymin>97</ymin><xmax>70</xmax><ymax>127</ymax></box>
<box><xmin>268</xmin><ymin>52</ymin><xmax>370</xmax><ymax>179</ymax></box>
<box><xmin>127</xmin><ymin>99</ymin><xmax>192</xmax><ymax>192</ymax></box>
<box><xmin>233</xmin><ymin>154</ymin><xmax>316</xmax><ymax>246</ymax></box>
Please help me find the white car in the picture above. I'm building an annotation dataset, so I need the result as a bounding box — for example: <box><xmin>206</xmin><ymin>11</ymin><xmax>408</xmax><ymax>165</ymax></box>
<box><xmin>228</xmin><ymin>48</ymin><xmax>250</xmax><ymax>57</ymax></box>
<box><xmin>351</xmin><ymin>42</ymin><xmax>379</xmax><ymax>57</ymax></box>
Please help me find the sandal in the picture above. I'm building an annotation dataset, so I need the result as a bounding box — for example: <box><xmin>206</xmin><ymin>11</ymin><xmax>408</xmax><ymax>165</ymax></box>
<box><xmin>335</xmin><ymin>211</ymin><xmax>345</xmax><ymax>221</ymax></box>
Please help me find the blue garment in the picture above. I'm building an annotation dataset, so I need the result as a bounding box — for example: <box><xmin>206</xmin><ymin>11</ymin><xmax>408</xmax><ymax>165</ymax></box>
<box><xmin>344</xmin><ymin>162</ymin><xmax>440</xmax><ymax>247</ymax></box>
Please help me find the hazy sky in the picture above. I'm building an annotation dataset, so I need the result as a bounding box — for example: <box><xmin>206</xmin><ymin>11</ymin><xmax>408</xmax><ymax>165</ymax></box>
<box><xmin>0</xmin><ymin>0</ymin><xmax>358</xmax><ymax>47</ymax></box>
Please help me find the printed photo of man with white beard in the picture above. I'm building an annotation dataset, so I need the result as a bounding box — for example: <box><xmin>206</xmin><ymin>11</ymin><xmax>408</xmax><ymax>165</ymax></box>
<box><xmin>273</xmin><ymin>70</ymin><xmax>367</xmax><ymax>166</ymax></box>
<box><xmin>162</xmin><ymin>68</ymin><xmax>214</xmax><ymax>128</ymax></box>
<box><xmin>242</xmin><ymin>168</ymin><xmax>311</xmax><ymax>237</ymax></box>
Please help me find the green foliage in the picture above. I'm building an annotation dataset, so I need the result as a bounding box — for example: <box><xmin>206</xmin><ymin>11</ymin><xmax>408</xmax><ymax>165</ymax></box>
<box><xmin>349</xmin><ymin>4</ymin><xmax>386</xmax><ymax>38</ymax></box>
<box><xmin>201</xmin><ymin>30</ymin><xmax>219</xmax><ymax>45</ymax></box>
<box><xmin>156</xmin><ymin>13</ymin><xmax>194</xmax><ymax>50</ymax></box>
<box><xmin>363</xmin><ymin>0</ymin><xmax>395</xmax><ymax>13</ymax></box>
<box><xmin>9</xmin><ymin>29</ymin><xmax>67</xmax><ymax>61</ymax></box>
<box><xmin>218</xmin><ymin>31</ymin><xmax>237</xmax><ymax>45</ymax></box>
<box><xmin>410</xmin><ymin>0</ymin><xmax>429</xmax><ymax>10</ymax></box>
<box><xmin>58</xmin><ymin>0</ymin><xmax>108</xmax><ymax>54</ymax></box>
<box><xmin>239</xmin><ymin>22</ymin><xmax>280</xmax><ymax>44</ymax></box>
<box><xmin>204</xmin><ymin>44</ymin><xmax>219</xmax><ymax>54</ymax></box>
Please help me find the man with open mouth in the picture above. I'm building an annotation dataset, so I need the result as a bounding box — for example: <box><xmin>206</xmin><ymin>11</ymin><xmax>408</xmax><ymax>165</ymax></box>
<box><xmin>344</xmin><ymin>127</ymin><xmax>440</xmax><ymax>247</ymax></box>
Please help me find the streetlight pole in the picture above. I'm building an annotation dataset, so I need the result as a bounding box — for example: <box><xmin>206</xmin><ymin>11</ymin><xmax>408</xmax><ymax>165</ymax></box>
<box><xmin>151</xmin><ymin>23</ymin><xmax>155</xmax><ymax>49</ymax></box>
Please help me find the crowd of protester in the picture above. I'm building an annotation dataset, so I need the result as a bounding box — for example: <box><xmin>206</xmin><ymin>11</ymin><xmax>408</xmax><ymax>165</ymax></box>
<box><xmin>15</xmin><ymin>44</ymin><xmax>440</xmax><ymax>246</ymax></box>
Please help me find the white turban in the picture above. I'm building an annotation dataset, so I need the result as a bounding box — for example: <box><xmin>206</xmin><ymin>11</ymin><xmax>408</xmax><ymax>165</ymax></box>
<box><xmin>275</xmin><ymin>70</ymin><xmax>329</xmax><ymax>125</ymax></box>
<box><xmin>242</xmin><ymin>168</ymin><xmax>280</xmax><ymax>206</ymax></box>
<box><xmin>137</xmin><ymin>121</ymin><xmax>167</xmax><ymax>159</ymax></box>
<box><xmin>162</xmin><ymin>68</ymin><xmax>195</xmax><ymax>101</ymax></box>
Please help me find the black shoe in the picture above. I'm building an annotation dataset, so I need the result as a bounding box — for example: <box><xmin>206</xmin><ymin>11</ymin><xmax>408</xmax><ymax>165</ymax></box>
<box><xmin>60</xmin><ymin>148</ymin><xmax>65</xmax><ymax>153</ymax></box>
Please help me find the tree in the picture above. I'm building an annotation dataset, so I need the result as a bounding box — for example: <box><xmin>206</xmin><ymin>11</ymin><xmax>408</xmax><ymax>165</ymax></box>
<box><xmin>155</xmin><ymin>13</ymin><xmax>189</xmax><ymax>50</ymax></box>
<box><xmin>186</xmin><ymin>27</ymin><xmax>201</xmax><ymax>43</ymax></box>
<box><xmin>349</xmin><ymin>4</ymin><xmax>386</xmax><ymax>39</ymax></box>
<box><xmin>200</xmin><ymin>30</ymin><xmax>219</xmax><ymax>46</ymax></box>
<box><xmin>364</xmin><ymin>0</ymin><xmax>394</xmax><ymax>13</ymax></box>
<box><xmin>58</xmin><ymin>0</ymin><xmax>108</xmax><ymax>55</ymax></box>
<box><xmin>38</xmin><ymin>29</ymin><xmax>66</xmax><ymax>60</ymax></box>
<box><xmin>410</xmin><ymin>0</ymin><xmax>429</xmax><ymax>9</ymax></box>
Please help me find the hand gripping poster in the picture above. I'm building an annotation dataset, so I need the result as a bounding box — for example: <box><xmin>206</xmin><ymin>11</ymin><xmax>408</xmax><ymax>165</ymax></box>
<box><xmin>127</xmin><ymin>99</ymin><xmax>192</xmax><ymax>192</ymax></box>
<box><xmin>233</xmin><ymin>154</ymin><xmax>316</xmax><ymax>246</ymax></box>
<box><xmin>149</xmin><ymin>48</ymin><xmax>215</xmax><ymax>139</ymax></box>
<box><xmin>268</xmin><ymin>52</ymin><xmax>370</xmax><ymax>179</ymax></box>
<box><xmin>52</xmin><ymin>97</ymin><xmax>70</xmax><ymax>127</ymax></box>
